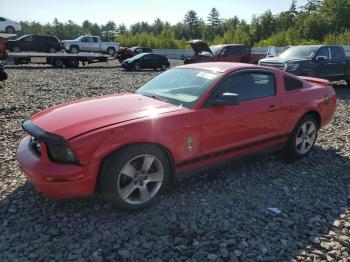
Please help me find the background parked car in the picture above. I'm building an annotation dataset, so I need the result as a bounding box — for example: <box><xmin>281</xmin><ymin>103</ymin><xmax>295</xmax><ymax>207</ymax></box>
<box><xmin>121</xmin><ymin>53</ymin><xmax>169</xmax><ymax>71</ymax></box>
<box><xmin>5</xmin><ymin>34</ymin><xmax>62</xmax><ymax>53</ymax></box>
<box><xmin>62</xmin><ymin>36</ymin><xmax>119</xmax><ymax>56</ymax></box>
<box><xmin>117</xmin><ymin>46</ymin><xmax>153</xmax><ymax>63</ymax></box>
<box><xmin>259</xmin><ymin>45</ymin><xmax>350</xmax><ymax>85</ymax></box>
<box><xmin>0</xmin><ymin>17</ymin><xmax>21</xmax><ymax>34</ymax></box>
<box><xmin>184</xmin><ymin>39</ymin><xmax>265</xmax><ymax>65</ymax></box>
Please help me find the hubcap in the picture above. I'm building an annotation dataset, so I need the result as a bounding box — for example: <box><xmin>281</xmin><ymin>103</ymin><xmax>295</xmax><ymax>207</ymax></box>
<box><xmin>49</xmin><ymin>47</ymin><xmax>56</xmax><ymax>53</ymax></box>
<box><xmin>13</xmin><ymin>47</ymin><xmax>21</xmax><ymax>52</ymax></box>
<box><xmin>117</xmin><ymin>154</ymin><xmax>164</xmax><ymax>205</ymax></box>
<box><xmin>108</xmin><ymin>49</ymin><xmax>114</xmax><ymax>56</ymax></box>
<box><xmin>296</xmin><ymin>121</ymin><xmax>317</xmax><ymax>154</ymax></box>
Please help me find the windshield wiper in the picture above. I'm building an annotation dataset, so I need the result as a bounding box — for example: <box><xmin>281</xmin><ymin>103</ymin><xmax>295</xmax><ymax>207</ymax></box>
<box><xmin>143</xmin><ymin>94</ymin><xmax>169</xmax><ymax>103</ymax></box>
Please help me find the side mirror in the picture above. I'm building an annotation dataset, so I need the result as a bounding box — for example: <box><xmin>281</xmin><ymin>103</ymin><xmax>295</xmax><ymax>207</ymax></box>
<box><xmin>211</xmin><ymin>93</ymin><xmax>240</xmax><ymax>106</ymax></box>
<box><xmin>315</xmin><ymin>56</ymin><xmax>327</xmax><ymax>62</ymax></box>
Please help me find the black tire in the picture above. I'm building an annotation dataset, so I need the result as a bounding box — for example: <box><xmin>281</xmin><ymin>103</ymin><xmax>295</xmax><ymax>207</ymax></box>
<box><xmin>12</xmin><ymin>46</ymin><xmax>21</xmax><ymax>52</ymax></box>
<box><xmin>5</xmin><ymin>26</ymin><xmax>15</xmax><ymax>34</ymax></box>
<box><xmin>65</xmin><ymin>58</ymin><xmax>79</xmax><ymax>68</ymax></box>
<box><xmin>69</xmin><ymin>46</ymin><xmax>79</xmax><ymax>54</ymax></box>
<box><xmin>48</xmin><ymin>47</ymin><xmax>57</xmax><ymax>53</ymax></box>
<box><xmin>346</xmin><ymin>80</ymin><xmax>350</xmax><ymax>87</ymax></box>
<box><xmin>282</xmin><ymin>115</ymin><xmax>319</xmax><ymax>159</ymax></box>
<box><xmin>0</xmin><ymin>70</ymin><xmax>7</xmax><ymax>81</ymax></box>
<box><xmin>52</xmin><ymin>58</ymin><xmax>64</xmax><ymax>68</ymax></box>
<box><xmin>99</xmin><ymin>144</ymin><xmax>172</xmax><ymax>210</ymax></box>
<box><xmin>107</xmin><ymin>47</ymin><xmax>116</xmax><ymax>56</ymax></box>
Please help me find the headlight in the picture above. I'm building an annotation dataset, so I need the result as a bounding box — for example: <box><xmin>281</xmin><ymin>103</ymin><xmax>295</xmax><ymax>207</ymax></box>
<box><xmin>286</xmin><ymin>63</ymin><xmax>299</xmax><ymax>71</ymax></box>
<box><xmin>46</xmin><ymin>142</ymin><xmax>80</xmax><ymax>164</ymax></box>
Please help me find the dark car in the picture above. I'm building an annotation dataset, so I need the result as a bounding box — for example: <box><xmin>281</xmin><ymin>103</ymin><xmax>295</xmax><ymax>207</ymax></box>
<box><xmin>259</xmin><ymin>45</ymin><xmax>350</xmax><ymax>84</ymax></box>
<box><xmin>5</xmin><ymin>34</ymin><xmax>62</xmax><ymax>53</ymax></box>
<box><xmin>184</xmin><ymin>39</ymin><xmax>265</xmax><ymax>65</ymax></box>
<box><xmin>121</xmin><ymin>53</ymin><xmax>170</xmax><ymax>71</ymax></box>
<box><xmin>117</xmin><ymin>46</ymin><xmax>153</xmax><ymax>62</ymax></box>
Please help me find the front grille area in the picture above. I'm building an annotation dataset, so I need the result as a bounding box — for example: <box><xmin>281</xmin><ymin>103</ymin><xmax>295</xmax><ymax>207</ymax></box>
<box><xmin>30</xmin><ymin>136</ymin><xmax>42</xmax><ymax>156</ymax></box>
<box><xmin>259</xmin><ymin>62</ymin><xmax>286</xmax><ymax>71</ymax></box>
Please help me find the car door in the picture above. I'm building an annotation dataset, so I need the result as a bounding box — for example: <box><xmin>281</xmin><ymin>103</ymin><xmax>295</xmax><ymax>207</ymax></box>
<box><xmin>21</xmin><ymin>35</ymin><xmax>34</xmax><ymax>51</ymax></box>
<box><xmin>329</xmin><ymin>46</ymin><xmax>346</xmax><ymax>80</ymax></box>
<box><xmin>80</xmin><ymin>37</ymin><xmax>92</xmax><ymax>52</ymax></box>
<box><xmin>92</xmin><ymin>37</ymin><xmax>100</xmax><ymax>52</ymax></box>
<box><xmin>140</xmin><ymin>54</ymin><xmax>152</xmax><ymax>68</ymax></box>
<box><xmin>201</xmin><ymin>70</ymin><xmax>286</xmax><ymax>156</ymax></box>
<box><xmin>313</xmin><ymin>47</ymin><xmax>332</xmax><ymax>79</ymax></box>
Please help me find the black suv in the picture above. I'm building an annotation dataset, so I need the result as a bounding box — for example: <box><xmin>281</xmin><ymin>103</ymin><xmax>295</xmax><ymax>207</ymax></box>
<box><xmin>6</xmin><ymin>34</ymin><xmax>62</xmax><ymax>53</ymax></box>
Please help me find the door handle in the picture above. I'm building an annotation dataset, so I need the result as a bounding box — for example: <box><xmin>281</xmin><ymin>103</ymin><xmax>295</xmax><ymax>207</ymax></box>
<box><xmin>268</xmin><ymin>105</ymin><xmax>277</xmax><ymax>111</ymax></box>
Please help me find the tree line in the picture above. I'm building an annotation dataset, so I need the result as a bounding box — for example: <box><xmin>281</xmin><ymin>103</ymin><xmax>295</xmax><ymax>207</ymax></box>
<box><xmin>18</xmin><ymin>0</ymin><xmax>350</xmax><ymax>48</ymax></box>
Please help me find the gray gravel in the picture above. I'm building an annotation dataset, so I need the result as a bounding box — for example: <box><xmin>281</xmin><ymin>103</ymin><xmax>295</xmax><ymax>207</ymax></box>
<box><xmin>0</xmin><ymin>60</ymin><xmax>349</xmax><ymax>261</ymax></box>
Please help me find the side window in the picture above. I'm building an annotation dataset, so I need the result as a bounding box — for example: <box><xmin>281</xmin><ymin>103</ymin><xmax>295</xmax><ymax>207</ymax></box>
<box><xmin>24</xmin><ymin>35</ymin><xmax>33</xmax><ymax>42</ymax></box>
<box><xmin>217</xmin><ymin>72</ymin><xmax>276</xmax><ymax>101</ymax></box>
<box><xmin>316</xmin><ymin>47</ymin><xmax>330</xmax><ymax>59</ymax></box>
<box><xmin>81</xmin><ymin>37</ymin><xmax>91</xmax><ymax>43</ymax></box>
<box><xmin>330</xmin><ymin>47</ymin><xmax>343</xmax><ymax>60</ymax></box>
<box><xmin>92</xmin><ymin>37</ymin><xmax>98</xmax><ymax>43</ymax></box>
<box><xmin>284</xmin><ymin>75</ymin><xmax>303</xmax><ymax>91</ymax></box>
<box><xmin>143</xmin><ymin>55</ymin><xmax>151</xmax><ymax>60</ymax></box>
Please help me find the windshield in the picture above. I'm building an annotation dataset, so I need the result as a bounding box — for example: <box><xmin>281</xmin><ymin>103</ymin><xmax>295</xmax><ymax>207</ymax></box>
<box><xmin>278</xmin><ymin>46</ymin><xmax>319</xmax><ymax>60</ymax></box>
<box><xmin>210</xmin><ymin>46</ymin><xmax>222</xmax><ymax>56</ymax></box>
<box><xmin>137</xmin><ymin>68</ymin><xmax>222</xmax><ymax>108</ymax></box>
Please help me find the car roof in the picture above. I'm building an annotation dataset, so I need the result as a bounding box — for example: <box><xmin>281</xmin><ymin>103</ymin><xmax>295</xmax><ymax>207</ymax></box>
<box><xmin>175</xmin><ymin>62</ymin><xmax>260</xmax><ymax>73</ymax></box>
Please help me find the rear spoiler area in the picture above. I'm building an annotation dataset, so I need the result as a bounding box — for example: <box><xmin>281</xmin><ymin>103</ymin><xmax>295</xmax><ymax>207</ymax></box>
<box><xmin>300</xmin><ymin>76</ymin><xmax>331</xmax><ymax>86</ymax></box>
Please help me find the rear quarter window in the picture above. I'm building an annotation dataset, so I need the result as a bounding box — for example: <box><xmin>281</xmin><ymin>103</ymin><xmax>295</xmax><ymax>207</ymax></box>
<box><xmin>284</xmin><ymin>75</ymin><xmax>304</xmax><ymax>91</ymax></box>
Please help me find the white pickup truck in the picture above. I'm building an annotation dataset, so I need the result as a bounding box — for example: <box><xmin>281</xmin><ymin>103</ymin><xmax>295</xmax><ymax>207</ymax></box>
<box><xmin>62</xmin><ymin>36</ymin><xmax>120</xmax><ymax>56</ymax></box>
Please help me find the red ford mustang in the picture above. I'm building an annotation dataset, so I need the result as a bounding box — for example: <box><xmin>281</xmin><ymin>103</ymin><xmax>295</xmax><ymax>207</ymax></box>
<box><xmin>16</xmin><ymin>62</ymin><xmax>336</xmax><ymax>210</ymax></box>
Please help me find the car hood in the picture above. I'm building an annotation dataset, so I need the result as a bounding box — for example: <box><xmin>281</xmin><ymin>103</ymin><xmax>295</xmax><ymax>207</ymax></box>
<box><xmin>260</xmin><ymin>58</ymin><xmax>309</xmax><ymax>64</ymax></box>
<box><xmin>186</xmin><ymin>39</ymin><xmax>213</xmax><ymax>55</ymax></box>
<box><xmin>30</xmin><ymin>93</ymin><xmax>184</xmax><ymax>140</ymax></box>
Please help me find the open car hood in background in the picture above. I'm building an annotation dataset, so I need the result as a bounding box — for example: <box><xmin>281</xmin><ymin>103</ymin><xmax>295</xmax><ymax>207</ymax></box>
<box><xmin>186</xmin><ymin>40</ymin><xmax>213</xmax><ymax>55</ymax></box>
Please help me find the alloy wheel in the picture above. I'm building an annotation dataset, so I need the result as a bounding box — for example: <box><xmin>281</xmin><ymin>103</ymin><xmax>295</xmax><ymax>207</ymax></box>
<box><xmin>295</xmin><ymin>121</ymin><xmax>317</xmax><ymax>154</ymax></box>
<box><xmin>117</xmin><ymin>154</ymin><xmax>164</xmax><ymax>205</ymax></box>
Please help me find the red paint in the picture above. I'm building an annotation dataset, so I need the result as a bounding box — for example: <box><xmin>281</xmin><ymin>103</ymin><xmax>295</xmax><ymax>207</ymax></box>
<box><xmin>16</xmin><ymin>63</ymin><xmax>336</xmax><ymax>199</ymax></box>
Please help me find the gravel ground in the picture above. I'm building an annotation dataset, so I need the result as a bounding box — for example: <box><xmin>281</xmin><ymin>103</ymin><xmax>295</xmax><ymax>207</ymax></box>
<box><xmin>0</xmin><ymin>60</ymin><xmax>349</xmax><ymax>261</ymax></box>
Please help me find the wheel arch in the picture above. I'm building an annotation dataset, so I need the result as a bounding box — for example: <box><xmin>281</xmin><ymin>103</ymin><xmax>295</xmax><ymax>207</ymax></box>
<box><xmin>96</xmin><ymin>142</ymin><xmax>176</xmax><ymax>190</ymax></box>
<box><xmin>300</xmin><ymin>110</ymin><xmax>321</xmax><ymax>128</ymax></box>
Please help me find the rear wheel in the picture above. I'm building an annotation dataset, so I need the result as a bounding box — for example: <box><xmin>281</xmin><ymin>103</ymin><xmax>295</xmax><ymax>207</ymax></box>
<box><xmin>283</xmin><ymin>115</ymin><xmax>318</xmax><ymax>159</ymax></box>
<box><xmin>52</xmin><ymin>58</ymin><xmax>64</xmax><ymax>68</ymax></box>
<box><xmin>69</xmin><ymin>46</ymin><xmax>79</xmax><ymax>54</ymax></box>
<box><xmin>65</xmin><ymin>58</ymin><xmax>79</xmax><ymax>68</ymax></box>
<box><xmin>99</xmin><ymin>144</ymin><xmax>172</xmax><ymax>210</ymax></box>
<box><xmin>5</xmin><ymin>26</ymin><xmax>15</xmax><ymax>34</ymax></box>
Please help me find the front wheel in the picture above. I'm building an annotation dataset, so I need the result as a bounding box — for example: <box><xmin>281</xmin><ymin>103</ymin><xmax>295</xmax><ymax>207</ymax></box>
<box><xmin>69</xmin><ymin>46</ymin><xmax>79</xmax><ymax>54</ymax></box>
<box><xmin>134</xmin><ymin>63</ymin><xmax>140</xmax><ymax>71</ymax></box>
<box><xmin>49</xmin><ymin>47</ymin><xmax>57</xmax><ymax>53</ymax></box>
<box><xmin>283</xmin><ymin>115</ymin><xmax>318</xmax><ymax>159</ymax></box>
<box><xmin>161</xmin><ymin>64</ymin><xmax>167</xmax><ymax>71</ymax></box>
<box><xmin>99</xmin><ymin>144</ymin><xmax>172</xmax><ymax>210</ymax></box>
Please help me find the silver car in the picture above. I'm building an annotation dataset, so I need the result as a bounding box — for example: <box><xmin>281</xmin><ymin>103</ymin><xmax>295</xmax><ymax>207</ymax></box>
<box><xmin>62</xmin><ymin>36</ymin><xmax>120</xmax><ymax>56</ymax></box>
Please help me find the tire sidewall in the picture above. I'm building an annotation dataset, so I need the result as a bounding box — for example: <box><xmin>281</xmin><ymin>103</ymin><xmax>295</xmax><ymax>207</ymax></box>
<box><xmin>284</xmin><ymin>115</ymin><xmax>319</xmax><ymax>158</ymax></box>
<box><xmin>99</xmin><ymin>144</ymin><xmax>172</xmax><ymax>210</ymax></box>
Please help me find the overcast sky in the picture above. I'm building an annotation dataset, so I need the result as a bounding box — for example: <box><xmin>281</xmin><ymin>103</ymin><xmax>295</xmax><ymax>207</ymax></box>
<box><xmin>1</xmin><ymin>0</ymin><xmax>308</xmax><ymax>26</ymax></box>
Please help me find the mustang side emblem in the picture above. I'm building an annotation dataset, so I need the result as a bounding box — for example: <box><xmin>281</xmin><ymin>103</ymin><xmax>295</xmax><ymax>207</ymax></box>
<box><xmin>186</xmin><ymin>137</ymin><xmax>193</xmax><ymax>150</ymax></box>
